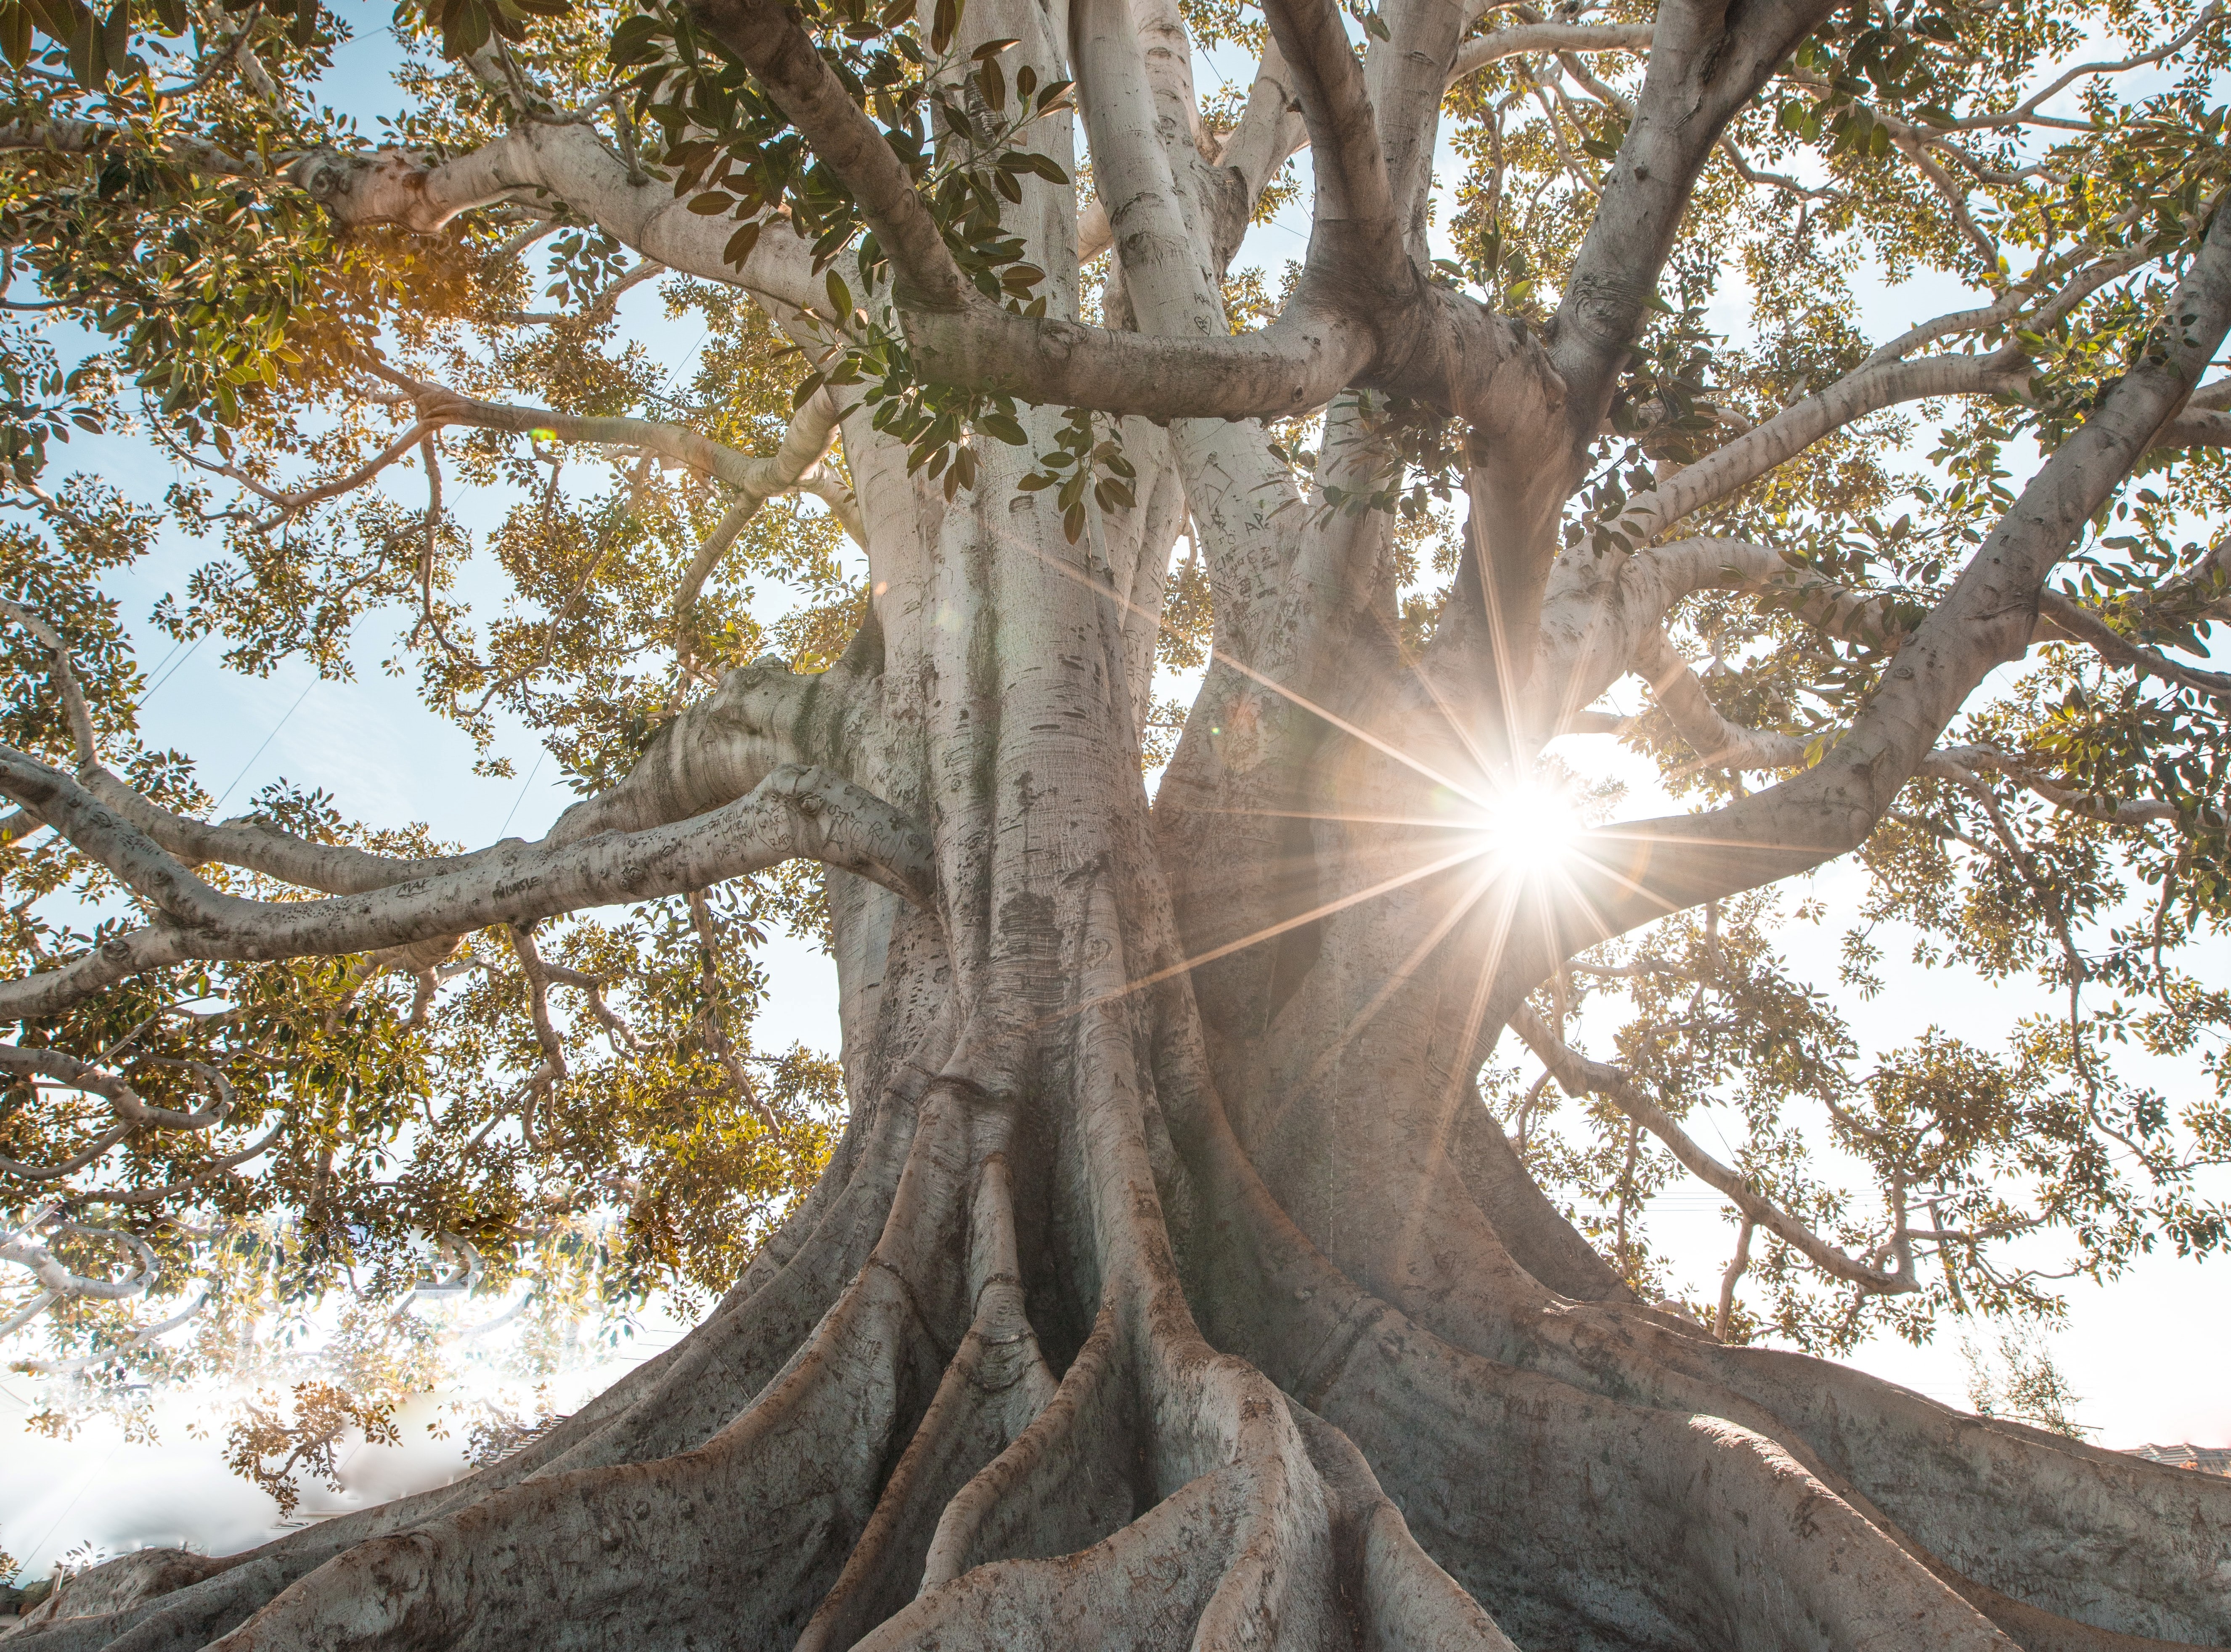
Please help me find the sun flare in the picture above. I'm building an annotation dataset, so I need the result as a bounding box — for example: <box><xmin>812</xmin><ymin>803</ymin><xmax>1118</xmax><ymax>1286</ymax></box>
<box><xmin>1475</xmin><ymin>777</ymin><xmax>1587</xmax><ymax>879</ymax></box>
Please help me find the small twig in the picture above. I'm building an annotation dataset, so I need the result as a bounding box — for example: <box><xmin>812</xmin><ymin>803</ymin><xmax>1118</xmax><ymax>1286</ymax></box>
<box><xmin>1713</xmin><ymin>1214</ymin><xmax>1754</xmax><ymax>1342</ymax></box>
<box><xmin>688</xmin><ymin>890</ymin><xmax>782</xmax><ymax>1137</ymax></box>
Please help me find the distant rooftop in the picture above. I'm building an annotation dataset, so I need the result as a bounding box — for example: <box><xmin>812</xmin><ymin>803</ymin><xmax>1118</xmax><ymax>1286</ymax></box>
<box><xmin>2129</xmin><ymin>1443</ymin><xmax>2231</xmax><ymax>1474</ymax></box>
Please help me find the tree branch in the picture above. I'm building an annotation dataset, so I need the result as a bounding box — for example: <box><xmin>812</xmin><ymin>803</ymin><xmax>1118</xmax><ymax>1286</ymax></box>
<box><xmin>1546</xmin><ymin>0</ymin><xmax>1842</xmax><ymax>430</ymax></box>
<box><xmin>0</xmin><ymin>1044</ymin><xmax>235</xmax><ymax>1132</ymax></box>
<box><xmin>1632</xmin><ymin>630</ymin><xmax>1810</xmax><ymax>772</ymax></box>
<box><xmin>1534</xmin><ymin>535</ymin><xmax>1910</xmax><ymax>740</ymax></box>
<box><xmin>2034</xmin><ymin>589</ymin><xmax>2231</xmax><ymax>703</ymax></box>
<box><xmin>1447</xmin><ymin>19</ymin><xmax>1654</xmax><ymax>85</ymax></box>
<box><xmin>292</xmin><ymin>126</ymin><xmax>823</xmax><ymax>313</ymax></box>
<box><xmin>0</xmin><ymin>116</ymin><xmax>254</xmax><ymax>177</ymax></box>
<box><xmin>1260</xmin><ymin>0</ymin><xmax>1395</xmax><ymax>230</ymax></box>
<box><xmin>0</xmin><ymin>1215</ymin><xmax>156</xmax><ymax>1305</ymax></box>
<box><xmin>0</xmin><ymin>597</ymin><xmax>96</xmax><ymax>770</ymax></box>
<box><xmin>1926</xmin><ymin>744</ymin><xmax>2184</xmax><ymax>827</ymax></box>
<box><xmin>11</xmin><ymin>1282</ymin><xmax>211</xmax><ymax>1374</ymax></box>
<box><xmin>1507</xmin><ymin>1003</ymin><xmax>1918</xmax><ymax>1293</ymax></box>
<box><xmin>69</xmin><ymin>1120</ymin><xmax>287</xmax><ymax>1206</ymax></box>
<box><xmin>1931</xmin><ymin>3</ymin><xmax>2220</xmax><ymax>133</ymax></box>
<box><xmin>1601</xmin><ymin>352</ymin><xmax>2028</xmax><ymax>549</ymax></box>
<box><xmin>546</xmin><ymin>655</ymin><xmax>877</xmax><ymax>843</ymax></box>
<box><xmin>1559</xmin><ymin>199</ymin><xmax>2231</xmax><ymax>937</ymax></box>
<box><xmin>191</xmin><ymin>419</ymin><xmax>440</xmax><ymax>528</ymax></box>
<box><xmin>0</xmin><ymin>759</ymin><xmax>933</xmax><ymax>1020</ymax></box>
<box><xmin>676</xmin><ymin>0</ymin><xmax>1548</xmax><ymax>427</ymax></box>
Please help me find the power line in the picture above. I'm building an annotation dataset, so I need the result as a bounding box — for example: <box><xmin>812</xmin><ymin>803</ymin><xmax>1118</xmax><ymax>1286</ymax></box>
<box><xmin>136</xmin><ymin>635</ymin><xmax>203</xmax><ymax>704</ymax></box>
<box><xmin>497</xmin><ymin>749</ymin><xmax>546</xmax><ymax>838</ymax></box>
<box><xmin>212</xmin><ymin>679</ymin><xmax>315</xmax><ymax>812</ymax></box>
<box><xmin>132</xmin><ymin>635</ymin><xmax>187</xmax><ymax>695</ymax></box>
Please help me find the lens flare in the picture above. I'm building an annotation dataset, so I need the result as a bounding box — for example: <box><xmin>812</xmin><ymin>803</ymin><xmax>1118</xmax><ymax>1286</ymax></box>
<box><xmin>1476</xmin><ymin>776</ymin><xmax>1585</xmax><ymax>878</ymax></box>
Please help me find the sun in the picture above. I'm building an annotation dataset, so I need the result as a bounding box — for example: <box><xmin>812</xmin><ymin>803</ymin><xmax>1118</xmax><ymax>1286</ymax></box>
<box><xmin>1474</xmin><ymin>775</ymin><xmax>1587</xmax><ymax>879</ymax></box>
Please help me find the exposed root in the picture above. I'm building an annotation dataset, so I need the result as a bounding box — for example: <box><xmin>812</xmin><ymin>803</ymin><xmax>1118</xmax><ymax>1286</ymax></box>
<box><xmin>858</xmin><ymin>1465</ymin><xmax>1249</xmax><ymax>1651</ymax></box>
<box><xmin>1181</xmin><ymin>1074</ymin><xmax>2024</xmax><ymax>1652</ymax></box>
<box><xmin>1339</xmin><ymin>1138</ymin><xmax>2231</xmax><ymax>1646</ymax></box>
<box><xmin>1319</xmin><ymin>1324</ymin><xmax>2015</xmax><ymax>1652</ymax></box>
<box><xmin>1222</xmin><ymin>957</ymin><xmax>2231</xmax><ymax>1651</ymax></box>
<box><xmin>914</xmin><ymin>1304</ymin><xmax>1135</xmax><ymax>1583</ymax></box>
<box><xmin>862</xmin><ymin>911</ymin><xmax>1358</xmax><ymax>1650</ymax></box>
<box><xmin>1687</xmin><ymin>1340</ymin><xmax>2231</xmax><ymax>1645</ymax></box>
<box><xmin>200</xmin><ymin>1239</ymin><xmax>945</xmax><ymax>1652</ymax></box>
<box><xmin>796</xmin><ymin>1155</ymin><xmax>1059</xmax><ymax>1652</ymax></box>
<box><xmin>1283</xmin><ymin>1403</ymin><xmax>1518</xmax><ymax>1652</ymax></box>
<box><xmin>18</xmin><ymin>852</ymin><xmax>2224</xmax><ymax>1652</ymax></box>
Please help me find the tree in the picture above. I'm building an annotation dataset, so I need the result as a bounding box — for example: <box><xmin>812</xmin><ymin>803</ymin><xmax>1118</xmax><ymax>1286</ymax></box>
<box><xmin>1</xmin><ymin>0</ymin><xmax>2229</xmax><ymax>1637</ymax></box>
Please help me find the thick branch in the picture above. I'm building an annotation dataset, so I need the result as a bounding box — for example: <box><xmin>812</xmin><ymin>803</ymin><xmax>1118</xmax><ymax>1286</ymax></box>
<box><xmin>547</xmin><ymin>657</ymin><xmax>875</xmax><ymax>843</ymax></box>
<box><xmin>1604</xmin><ymin>354</ymin><xmax>2029</xmax><ymax>548</ymax></box>
<box><xmin>1547</xmin><ymin>0</ymin><xmax>1842</xmax><ymax>428</ymax></box>
<box><xmin>679</xmin><ymin>0</ymin><xmax>1547</xmax><ymax>426</ymax></box>
<box><xmin>1260</xmin><ymin>0</ymin><xmax>1395</xmax><ymax>230</ymax></box>
<box><xmin>1534</xmin><ymin>535</ymin><xmax>1908</xmax><ymax>739</ymax></box>
<box><xmin>292</xmin><ymin>127</ymin><xmax>821</xmax><ymax>312</ymax></box>
<box><xmin>684</xmin><ymin>0</ymin><xmax>968</xmax><ymax>309</ymax></box>
<box><xmin>0</xmin><ymin>760</ymin><xmax>933</xmax><ymax>1020</ymax></box>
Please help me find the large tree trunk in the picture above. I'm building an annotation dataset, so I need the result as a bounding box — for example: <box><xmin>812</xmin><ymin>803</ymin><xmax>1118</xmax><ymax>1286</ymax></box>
<box><xmin>11</xmin><ymin>413</ymin><xmax>2230</xmax><ymax>1652</ymax></box>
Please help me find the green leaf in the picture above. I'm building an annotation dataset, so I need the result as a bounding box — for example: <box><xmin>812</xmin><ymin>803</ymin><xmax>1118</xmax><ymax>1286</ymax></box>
<box><xmin>66</xmin><ymin>3</ymin><xmax>98</xmax><ymax>86</ymax></box>
<box><xmin>20</xmin><ymin>0</ymin><xmax>82</xmax><ymax>40</ymax></box>
<box><xmin>609</xmin><ymin>13</ymin><xmax>664</xmax><ymax>64</ymax></box>
<box><xmin>723</xmin><ymin>220</ymin><xmax>763</xmax><ymax>267</ymax></box>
